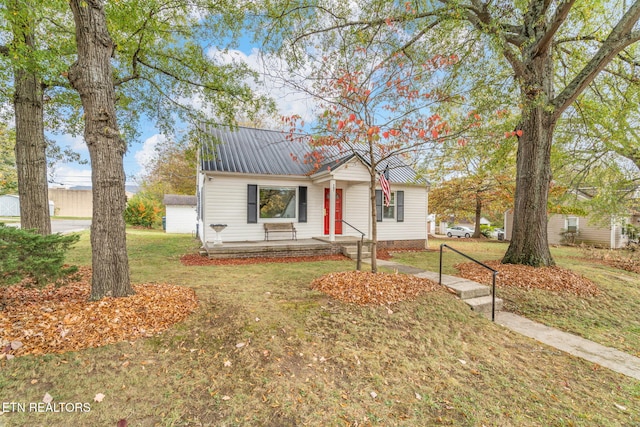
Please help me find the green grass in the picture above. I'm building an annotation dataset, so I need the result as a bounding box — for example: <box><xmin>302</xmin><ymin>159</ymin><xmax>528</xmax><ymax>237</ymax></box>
<box><xmin>0</xmin><ymin>232</ymin><xmax>639</xmax><ymax>426</ymax></box>
<box><xmin>393</xmin><ymin>237</ymin><xmax>640</xmax><ymax>357</ymax></box>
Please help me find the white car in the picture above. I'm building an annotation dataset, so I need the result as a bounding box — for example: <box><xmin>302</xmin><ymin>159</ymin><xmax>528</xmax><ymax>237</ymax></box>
<box><xmin>446</xmin><ymin>226</ymin><xmax>474</xmax><ymax>238</ymax></box>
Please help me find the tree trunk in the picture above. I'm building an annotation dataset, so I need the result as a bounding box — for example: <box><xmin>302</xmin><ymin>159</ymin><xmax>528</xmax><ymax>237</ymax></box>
<box><xmin>11</xmin><ymin>0</ymin><xmax>50</xmax><ymax>235</ymax></box>
<box><xmin>370</xmin><ymin>170</ymin><xmax>378</xmax><ymax>273</ymax></box>
<box><xmin>472</xmin><ymin>192</ymin><xmax>482</xmax><ymax>238</ymax></box>
<box><xmin>13</xmin><ymin>67</ymin><xmax>51</xmax><ymax>235</ymax></box>
<box><xmin>502</xmin><ymin>110</ymin><xmax>556</xmax><ymax>266</ymax></box>
<box><xmin>68</xmin><ymin>0</ymin><xmax>133</xmax><ymax>299</ymax></box>
<box><xmin>501</xmin><ymin>32</ymin><xmax>557</xmax><ymax>267</ymax></box>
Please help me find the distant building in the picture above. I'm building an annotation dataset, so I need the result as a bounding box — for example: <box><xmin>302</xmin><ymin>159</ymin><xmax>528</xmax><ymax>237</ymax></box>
<box><xmin>0</xmin><ymin>194</ymin><xmax>54</xmax><ymax>217</ymax></box>
<box><xmin>163</xmin><ymin>194</ymin><xmax>197</xmax><ymax>234</ymax></box>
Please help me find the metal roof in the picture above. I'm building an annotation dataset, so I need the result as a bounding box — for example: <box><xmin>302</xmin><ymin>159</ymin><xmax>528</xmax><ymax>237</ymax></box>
<box><xmin>198</xmin><ymin>125</ymin><xmax>427</xmax><ymax>185</ymax></box>
<box><xmin>163</xmin><ymin>194</ymin><xmax>197</xmax><ymax>206</ymax></box>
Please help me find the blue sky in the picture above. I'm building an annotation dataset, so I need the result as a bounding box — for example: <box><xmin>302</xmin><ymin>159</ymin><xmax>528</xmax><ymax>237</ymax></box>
<box><xmin>50</xmin><ymin>39</ymin><xmax>317</xmax><ymax>189</ymax></box>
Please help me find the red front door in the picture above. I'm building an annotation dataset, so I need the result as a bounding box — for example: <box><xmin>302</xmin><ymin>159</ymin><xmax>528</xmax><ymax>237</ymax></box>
<box><xmin>324</xmin><ymin>188</ymin><xmax>343</xmax><ymax>235</ymax></box>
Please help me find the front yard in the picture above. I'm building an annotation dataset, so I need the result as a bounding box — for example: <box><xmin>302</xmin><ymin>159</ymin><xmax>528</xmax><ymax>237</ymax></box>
<box><xmin>0</xmin><ymin>231</ymin><xmax>638</xmax><ymax>426</ymax></box>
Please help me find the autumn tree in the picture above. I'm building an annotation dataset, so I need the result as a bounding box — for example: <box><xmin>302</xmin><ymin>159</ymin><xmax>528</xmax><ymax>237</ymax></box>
<box><xmin>263</xmin><ymin>0</ymin><xmax>640</xmax><ymax>267</ymax></box>
<box><xmin>281</xmin><ymin>28</ymin><xmax>475</xmax><ymax>272</ymax></box>
<box><xmin>139</xmin><ymin>138</ymin><xmax>197</xmax><ymax>201</ymax></box>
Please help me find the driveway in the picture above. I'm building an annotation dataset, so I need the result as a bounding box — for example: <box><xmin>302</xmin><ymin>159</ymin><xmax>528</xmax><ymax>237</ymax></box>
<box><xmin>51</xmin><ymin>219</ymin><xmax>91</xmax><ymax>234</ymax></box>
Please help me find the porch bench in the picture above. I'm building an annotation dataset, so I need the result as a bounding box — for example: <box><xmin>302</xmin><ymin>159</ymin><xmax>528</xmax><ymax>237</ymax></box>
<box><xmin>264</xmin><ymin>222</ymin><xmax>297</xmax><ymax>241</ymax></box>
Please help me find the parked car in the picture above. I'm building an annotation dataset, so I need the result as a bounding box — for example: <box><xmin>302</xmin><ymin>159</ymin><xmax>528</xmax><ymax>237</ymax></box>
<box><xmin>446</xmin><ymin>226</ymin><xmax>474</xmax><ymax>238</ymax></box>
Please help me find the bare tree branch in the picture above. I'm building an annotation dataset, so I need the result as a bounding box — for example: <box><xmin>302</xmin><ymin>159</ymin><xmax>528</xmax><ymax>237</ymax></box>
<box><xmin>528</xmin><ymin>0</ymin><xmax>576</xmax><ymax>58</ymax></box>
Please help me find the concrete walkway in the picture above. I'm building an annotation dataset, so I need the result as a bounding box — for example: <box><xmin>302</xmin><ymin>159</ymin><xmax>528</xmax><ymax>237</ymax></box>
<box><xmin>372</xmin><ymin>258</ymin><xmax>640</xmax><ymax>381</ymax></box>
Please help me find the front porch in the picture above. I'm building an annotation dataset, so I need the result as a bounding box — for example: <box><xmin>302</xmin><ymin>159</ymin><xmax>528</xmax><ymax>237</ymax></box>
<box><xmin>203</xmin><ymin>236</ymin><xmax>370</xmax><ymax>259</ymax></box>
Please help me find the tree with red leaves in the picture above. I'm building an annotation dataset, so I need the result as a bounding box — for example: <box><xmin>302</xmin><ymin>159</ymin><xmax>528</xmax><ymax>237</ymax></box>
<box><xmin>284</xmin><ymin>43</ymin><xmax>477</xmax><ymax>272</ymax></box>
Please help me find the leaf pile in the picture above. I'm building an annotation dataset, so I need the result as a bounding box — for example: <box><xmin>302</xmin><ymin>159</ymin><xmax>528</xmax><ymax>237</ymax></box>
<box><xmin>181</xmin><ymin>253</ymin><xmax>348</xmax><ymax>266</ymax></box>
<box><xmin>0</xmin><ymin>267</ymin><xmax>198</xmax><ymax>358</ymax></box>
<box><xmin>455</xmin><ymin>261</ymin><xmax>600</xmax><ymax>297</ymax></box>
<box><xmin>580</xmin><ymin>250</ymin><xmax>640</xmax><ymax>274</ymax></box>
<box><xmin>311</xmin><ymin>271</ymin><xmax>441</xmax><ymax>306</ymax></box>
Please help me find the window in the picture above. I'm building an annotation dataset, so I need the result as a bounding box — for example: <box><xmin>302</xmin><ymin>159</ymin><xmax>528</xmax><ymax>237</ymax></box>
<box><xmin>259</xmin><ymin>187</ymin><xmax>296</xmax><ymax>219</ymax></box>
<box><xmin>566</xmin><ymin>217</ymin><xmax>578</xmax><ymax>232</ymax></box>
<box><xmin>383</xmin><ymin>192</ymin><xmax>395</xmax><ymax>219</ymax></box>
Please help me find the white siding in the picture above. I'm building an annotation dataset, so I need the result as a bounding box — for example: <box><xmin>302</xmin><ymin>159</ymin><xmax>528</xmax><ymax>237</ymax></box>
<box><xmin>166</xmin><ymin>205</ymin><xmax>197</xmax><ymax>234</ymax></box>
<box><xmin>341</xmin><ymin>182</ymin><xmax>371</xmax><ymax>238</ymax></box>
<box><xmin>331</xmin><ymin>158</ymin><xmax>371</xmax><ymax>182</ymax></box>
<box><xmin>203</xmin><ymin>174</ymin><xmax>324</xmax><ymax>243</ymax></box>
<box><xmin>0</xmin><ymin>195</ymin><xmax>20</xmax><ymax>216</ymax></box>
<box><xmin>376</xmin><ymin>185</ymin><xmax>428</xmax><ymax>241</ymax></box>
<box><xmin>202</xmin><ymin>173</ymin><xmax>428</xmax><ymax>244</ymax></box>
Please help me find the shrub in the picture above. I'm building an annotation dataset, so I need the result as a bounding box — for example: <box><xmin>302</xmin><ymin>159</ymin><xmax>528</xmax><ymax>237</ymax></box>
<box><xmin>480</xmin><ymin>224</ymin><xmax>493</xmax><ymax>238</ymax></box>
<box><xmin>124</xmin><ymin>194</ymin><xmax>163</xmax><ymax>228</ymax></box>
<box><xmin>0</xmin><ymin>224</ymin><xmax>79</xmax><ymax>287</ymax></box>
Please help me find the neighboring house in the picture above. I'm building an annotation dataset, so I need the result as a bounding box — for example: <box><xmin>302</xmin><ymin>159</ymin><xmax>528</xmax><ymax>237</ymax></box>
<box><xmin>48</xmin><ymin>188</ymin><xmax>93</xmax><ymax>217</ymax></box>
<box><xmin>0</xmin><ymin>194</ymin><xmax>54</xmax><ymax>217</ymax></box>
<box><xmin>196</xmin><ymin>126</ymin><xmax>429</xmax><ymax>248</ymax></box>
<box><xmin>163</xmin><ymin>194</ymin><xmax>197</xmax><ymax>234</ymax></box>
<box><xmin>504</xmin><ymin>191</ymin><xmax>632</xmax><ymax>249</ymax></box>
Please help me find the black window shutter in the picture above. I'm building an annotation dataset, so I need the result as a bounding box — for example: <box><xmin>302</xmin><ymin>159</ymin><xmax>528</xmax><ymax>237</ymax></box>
<box><xmin>396</xmin><ymin>190</ymin><xmax>404</xmax><ymax>222</ymax></box>
<box><xmin>298</xmin><ymin>186</ymin><xmax>307</xmax><ymax>223</ymax></box>
<box><xmin>247</xmin><ymin>184</ymin><xmax>257</xmax><ymax>223</ymax></box>
<box><xmin>376</xmin><ymin>190</ymin><xmax>382</xmax><ymax>222</ymax></box>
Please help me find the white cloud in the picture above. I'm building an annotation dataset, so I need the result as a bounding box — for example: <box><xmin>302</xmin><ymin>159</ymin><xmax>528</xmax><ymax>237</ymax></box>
<box><xmin>207</xmin><ymin>47</ymin><xmax>318</xmax><ymax>125</ymax></box>
<box><xmin>51</xmin><ymin>165</ymin><xmax>92</xmax><ymax>187</ymax></box>
<box><xmin>55</xmin><ymin>133</ymin><xmax>86</xmax><ymax>152</ymax></box>
<box><xmin>134</xmin><ymin>133</ymin><xmax>166</xmax><ymax>175</ymax></box>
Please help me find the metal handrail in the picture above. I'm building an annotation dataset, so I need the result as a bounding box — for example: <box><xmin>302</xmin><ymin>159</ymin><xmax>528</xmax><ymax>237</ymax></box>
<box><xmin>340</xmin><ymin>219</ymin><xmax>365</xmax><ymax>243</ymax></box>
<box><xmin>439</xmin><ymin>243</ymin><xmax>499</xmax><ymax>322</ymax></box>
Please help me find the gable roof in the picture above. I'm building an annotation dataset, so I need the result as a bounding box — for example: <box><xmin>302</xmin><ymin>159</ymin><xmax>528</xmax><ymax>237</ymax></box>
<box><xmin>198</xmin><ymin>125</ymin><xmax>427</xmax><ymax>185</ymax></box>
<box><xmin>163</xmin><ymin>194</ymin><xmax>197</xmax><ymax>206</ymax></box>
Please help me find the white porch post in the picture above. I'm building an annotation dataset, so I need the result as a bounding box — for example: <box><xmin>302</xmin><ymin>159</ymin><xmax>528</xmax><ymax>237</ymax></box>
<box><xmin>329</xmin><ymin>179</ymin><xmax>336</xmax><ymax>242</ymax></box>
<box><xmin>610</xmin><ymin>218</ymin><xmax>616</xmax><ymax>249</ymax></box>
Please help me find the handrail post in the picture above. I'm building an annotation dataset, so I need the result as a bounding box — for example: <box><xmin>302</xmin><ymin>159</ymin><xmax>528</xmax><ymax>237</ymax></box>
<box><xmin>439</xmin><ymin>243</ymin><xmax>444</xmax><ymax>285</ymax></box>
<box><xmin>492</xmin><ymin>271</ymin><xmax>497</xmax><ymax>322</ymax></box>
<box><xmin>439</xmin><ymin>243</ymin><xmax>498</xmax><ymax>322</ymax></box>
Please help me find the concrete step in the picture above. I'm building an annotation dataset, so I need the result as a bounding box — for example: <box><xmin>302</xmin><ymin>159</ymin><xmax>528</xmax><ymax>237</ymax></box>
<box><xmin>341</xmin><ymin>246</ymin><xmax>371</xmax><ymax>260</ymax></box>
<box><xmin>446</xmin><ymin>280</ymin><xmax>492</xmax><ymax>299</ymax></box>
<box><xmin>465</xmin><ymin>295</ymin><xmax>503</xmax><ymax>316</ymax></box>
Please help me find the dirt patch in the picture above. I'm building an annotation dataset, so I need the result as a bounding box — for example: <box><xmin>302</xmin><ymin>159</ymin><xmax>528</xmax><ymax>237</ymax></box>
<box><xmin>0</xmin><ymin>267</ymin><xmax>197</xmax><ymax>358</ymax></box>
<box><xmin>311</xmin><ymin>271</ymin><xmax>442</xmax><ymax>306</ymax></box>
<box><xmin>181</xmin><ymin>253</ymin><xmax>349</xmax><ymax>266</ymax></box>
<box><xmin>455</xmin><ymin>260</ymin><xmax>600</xmax><ymax>297</ymax></box>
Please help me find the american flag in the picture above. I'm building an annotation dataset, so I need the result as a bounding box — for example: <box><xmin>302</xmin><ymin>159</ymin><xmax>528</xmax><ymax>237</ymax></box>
<box><xmin>379</xmin><ymin>165</ymin><xmax>391</xmax><ymax>207</ymax></box>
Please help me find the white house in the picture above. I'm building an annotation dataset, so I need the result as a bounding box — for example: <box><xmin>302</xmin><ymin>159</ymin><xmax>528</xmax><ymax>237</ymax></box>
<box><xmin>163</xmin><ymin>194</ymin><xmax>197</xmax><ymax>234</ymax></box>
<box><xmin>196</xmin><ymin>126</ymin><xmax>429</xmax><ymax>249</ymax></box>
<box><xmin>504</xmin><ymin>189</ymin><xmax>632</xmax><ymax>249</ymax></box>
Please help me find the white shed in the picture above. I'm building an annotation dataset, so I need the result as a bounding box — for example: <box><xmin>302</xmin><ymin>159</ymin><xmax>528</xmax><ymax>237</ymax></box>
<box><xmin>0</xmin><ymin>195</ymin><xmax>54</xmax><ymax>217</ymax></box>
<box><xmin>0</xmin><ymin>195</ymin><xmax>20</xmax><ymax>216</ymax></box>
<box><xmin>163</xmin><ymin>194</ymin><xmax>197</xmax><ymax>234</ymax></box>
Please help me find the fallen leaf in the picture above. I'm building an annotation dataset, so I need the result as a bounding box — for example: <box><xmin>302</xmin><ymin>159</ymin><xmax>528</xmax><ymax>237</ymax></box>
<box><xmin>11</xmin><ymin>341</ymin><xmax>23</xmax><ymax>350</ymax></box>
<box><xmin>94</xmin><ymin>393</ymin><xmax>105</xmax><ymax>403</ymax></box>
<box><xmin>117</xmin><ymin>420</ymin><xmax>128</xmax><ymax>427</ymax></box>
